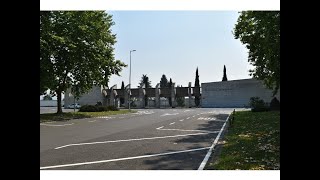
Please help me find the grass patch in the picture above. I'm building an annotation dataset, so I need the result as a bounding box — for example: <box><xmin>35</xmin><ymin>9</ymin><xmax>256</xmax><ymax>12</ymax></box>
<box><xmin>40</xmin><ymin>110</ymin><xmax>136</xmax><ymax>123</ymax></box>
<box><xmin>207</xmin><ymin>111</ymin><xmax>280</xmax><ymax>170</ymax></box>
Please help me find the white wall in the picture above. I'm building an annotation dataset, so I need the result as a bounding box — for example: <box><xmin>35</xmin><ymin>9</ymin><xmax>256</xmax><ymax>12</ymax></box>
<box><xmin>40</xmin><ymin>100</ymin><xmax>64</xmax><ymax>107</ymax></box>
<box><xmin>201</xmin><ymin>78</ymin><xmax>280</xmax><ymax>108</ymax></box>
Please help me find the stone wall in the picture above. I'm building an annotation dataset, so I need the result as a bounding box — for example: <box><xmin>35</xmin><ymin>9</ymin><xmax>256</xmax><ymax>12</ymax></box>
<box><xmin>201</xmin><ymin>78</ymin><xmax>280</xmax><ymax>108</ymax></box>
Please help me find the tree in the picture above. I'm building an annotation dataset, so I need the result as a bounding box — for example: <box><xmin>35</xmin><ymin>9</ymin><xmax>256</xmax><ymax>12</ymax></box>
<box><xmin>194</xmin><ymin>67</ymin><xmax>200</xmax><ymax>106</ymax></box>
<box><xmin>139</xmin><ymin>74</ymin><xmax>152</xmax><ymax>106</ymax></box>
<box><xmin>168</xmin><ymin>78</ymin><xmax>172</xmax><ymax>107</ymax></box>
<box><xmin>40</xmin><ymin>11</ymin><xmax>127</xmax><ymax>114</ymax></box>
<box><xmin>139</xmin><ymin>74</ymin><xmax>152</xmax><ymax>88</ymax></box>
<box><xmin>160</xmin><ymin>74</ymin><xmax>168</xmax><ymax>88</ymax></box>
<box><xmin>222</xmin><ymin>65</ymin><xmax>228</xmax><ymax>81</ymax></box>
<box><xmin>43</xmin><ymin>94</ymin><xmax>52</xmax><ymax>100</ymax></box>
<box><xmin>120</xmin><ymin>81</ymin><xmax>125</xmax><ymax>106</ymax></box>
<box><xmin>234</xmin><ymin>11</ymin><xmax>280</xmax><ymax>95</ymax></box>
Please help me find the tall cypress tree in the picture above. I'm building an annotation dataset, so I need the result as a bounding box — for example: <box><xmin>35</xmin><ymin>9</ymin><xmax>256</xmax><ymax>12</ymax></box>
<box><xmin>120</xmin><ymin>81</ymin><xmax>125</xmax><ymax>105</ymax></box>
<box><xmin>168</xmin><ymin>78</ymin><xmax>172</xmax><ymax>107</ymax></box>
<box><xmin>194</xmin><ymin>67</ymin><xmax>200</xmax><ymax>106</ymax></box>
<box><xmin>222</xmin><ymin>65</ymin><xmax>228</xmax><ymax>81</ymax></box>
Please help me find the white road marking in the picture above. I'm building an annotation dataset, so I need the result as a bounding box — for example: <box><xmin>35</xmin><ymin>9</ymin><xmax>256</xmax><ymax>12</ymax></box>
<box><xmin>192</xmin><ymin>116</ymin><xmax>195</xmax><ymax>118</ymax></box>
<box><xmin>88</xmin><ymin>120</ymin><xmax>96</xmax><ymax>123</ymax></box>
<box><xmin>97</xmin><ymin>116</ymin><xmax>112</xmax><ymax>119</ymax></box>
<box><xmin>40</xmin><ymin>123</ymin><xmax>74</xmax><ymax>127</ymax></box>
<box><xmin>186</xmin><ymin>117</ymin><xmax>190</xmax><ymax>119</ymax></box>
<box><xmin>197</xmin><ymin>117</ymin><xmax>225</xmax><ymax>122</ymax></box>
<box><xmin>41</xmin><ymin>147</ymin><xmax>210</xmax><ymax>170</ymax></box>
<box><xmin>169</xmin><ymin>122</ymin><xmax>175</xmax><ymax>125</ymax></box>
<box><xmin>160</xmin><ymin>113</ymin><xmax>179</xmax><ymax>116</ymax></box>
<box><xmin>198</xmin><ymin>113</ymin><xmax>231</xmax><ymax>170</ymax></box>
<box><xmin>118</xmin><ymin>117</ymin><xmax>125</xmax><ymax>119</ymax></box>
<box><xmin>179</xmin><ymin>119</ymin><xmax>184</xmax><ymax>122</ymax></box>
<box><xmin>54</xmin><ymin>132</ymin><xmax>212</xmax><ymax>150</ymax></box>
<box><xmin>156</xmin><ymin>126</ymin><xmax>164</xmax><ymax>130</ymax></box>
<box><xmin>157</xmin><ymin>128</ymin><xmax>219</xmax><ymax>133</ymax></box>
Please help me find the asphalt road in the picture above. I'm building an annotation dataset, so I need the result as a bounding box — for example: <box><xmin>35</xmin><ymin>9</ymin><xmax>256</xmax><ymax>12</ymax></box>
<box><xmin>40</xmin><ymin>108</ymin><xmax>242</xmax><ymax>170</ymax></box>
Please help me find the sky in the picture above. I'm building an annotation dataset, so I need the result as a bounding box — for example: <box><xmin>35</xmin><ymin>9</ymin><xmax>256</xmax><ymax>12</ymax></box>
<box><xmin>108</xmin><ymin>11</ymin><xmax>253</xmax><ymax>89</ymax></box>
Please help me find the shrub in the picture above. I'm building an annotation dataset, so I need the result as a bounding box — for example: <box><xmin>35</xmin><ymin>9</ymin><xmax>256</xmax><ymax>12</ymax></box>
<box><xmin>176</xmin><ymin>96</ymin><xmax>185</xmax><ymax>107</ymax></box>
<box><xmin>107</xmin><ymin>105</ymin><xmax>119</xmax><ymax>111</ymax></box>
<box><xmin>79</xmin><ymin>105</ymin><xmax>99</xmax><ymax>112</ymax></box>
<box><xmin>270</xmin><ymin>97</ymin><xmax>280</xmax><ymax>111</ymax></box>
<box><xmin>79</xmin><ymin>105</ymin><xmax>109</xmax><ymax>112</ymax></box>
<box><xmin>249</xmin><ymin>97</ymin><xmax>270</xmax><ymax>112</ymax></box>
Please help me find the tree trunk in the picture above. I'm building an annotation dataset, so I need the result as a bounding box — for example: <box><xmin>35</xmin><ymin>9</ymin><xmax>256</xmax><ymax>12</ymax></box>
<box><xmin>57</xmin><ymin>90</ymin><xmax>63</xmax><ymax>114</ymax></box>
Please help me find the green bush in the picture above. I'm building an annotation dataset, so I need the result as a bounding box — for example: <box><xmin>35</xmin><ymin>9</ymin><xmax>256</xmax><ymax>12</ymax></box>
<box><xmin>79</xmin><ymin>105</ymin><xmax>99</xmax><ymax>112</ymax></box>
<box><xmin>249</xmin><ymin>97</ymin><xmax>270</xmax><ymax>112</ymax></box>
<box><xmin>270</xmin><ymin>97</ymin><xmax>280</xmax><ymax>111</ymax></box>
<box><xmin>79</xmin><ymin>105</ymin><xmax>110</xmax><ymax>112</ymax></box>
<box><xmin>176</xmin><ymin>96</ymin><xmax>185</xmax><ymax>107</ymax></box>
<box><xmin>107</xmin><ymin>105</ymin><xmax>119</xmax><ymax>111</ymax></box>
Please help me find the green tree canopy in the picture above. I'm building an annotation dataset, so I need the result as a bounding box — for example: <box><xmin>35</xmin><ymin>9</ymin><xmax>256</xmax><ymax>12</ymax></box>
<box><xmin>160</xmin><ymin>74</ymin><xmax>169</xmax><ymax>88</ymax></box>
<box><xmin>43</xmin><ymin>94</ymin><xmax>52</xmax><ymax>100</ymax></box>
<box><xmin>40</xmin><ymin>11</ymin><xmax>127</xmax><ymax>113</ymax></box>
<box><xmin>139</xmin><ymin>74</ymin><xmax>152</xmax><ymax>88</ymax></box>
<box><xmin>234</xmin><ymin>11</ymin><xmax>280</xmax><ymax>95</ymax></box>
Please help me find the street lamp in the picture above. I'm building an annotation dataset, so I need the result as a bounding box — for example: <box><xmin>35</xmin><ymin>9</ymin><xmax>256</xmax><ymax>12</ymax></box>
<box><xmin>129</xmin><ymin>50</ymin><xmax>136</xmax><ymax>111</ymax></box>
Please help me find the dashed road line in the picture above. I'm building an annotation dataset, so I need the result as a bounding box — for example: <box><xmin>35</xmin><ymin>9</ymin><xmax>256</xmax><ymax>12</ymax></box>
<box><xmin>179</xmin><ymin>119</ymin><xmax>184</xmax><ymax>122</ymax></box>
<box><xmin>88</xmin><ymin>120</ymin><xmax>96</xmax><ymax>123</ymax></box>
<box><xmin>156</xmin><ymin>127</ymin><xmax>218</xmax><ymax>133</ymax></box>
<box><xmin>169</xmin><ymin>122</ymin><xmax>175</xmax><ymax>125</ymax></box>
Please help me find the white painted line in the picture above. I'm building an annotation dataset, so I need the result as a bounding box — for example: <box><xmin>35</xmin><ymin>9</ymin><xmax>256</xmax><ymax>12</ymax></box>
<box><xmin>55</xmin><ymin>132</ymin><xmax>214</xmax><ymax>150</ymax></box>
<box><xmin>169</xmin><ymin>122</ymin><xmax>175</xmax><ymax>125</ymax></box>
<box><xmin>186</xmin><ymin>117</ymin><xmax>190</xmax><ymax>119</ymax></box>
<box><xmin>192</xmin><ymin>116</ymin><xmax>195</xmax><ymax>118</ymax></box>
<box><xmin>157</xmin><ymin>128</ymin><xmax>219</xmax><ymax>133</ymax></box>
<box><xmin>41</xmin><ymin>147</ymin><xmax>210</xmax><ymax>170</ymax></box>
<box><xmin>160</xmin><ymin>113</ymin><xmax>179</xmax><ymax>116</ymax></box>
<box><xmin>198</xmin><ymin>113</ymin><xmax>231</xmax><ymax>170</ymax></box>
<box><xmin>40</xmin><ymin>123</ymin><xmax>74</xmax><ymax>127</ymax></box>
<box><xmin>118</xmin><ymin>117</ymin><xmax>125</xmax><ymax>119</ymax></box>
<box><xmin>88</xmin><ymin>120</ymin><xmax>96</xmax><ymax>123</ymax></box>
<box><xmin>179</xmin><ymin>119</ymin><xmax>184</xmax><ymax>122</ymax></box>
<box><xmin>156</xmin><ymin>126</ymin><xmax>164</xmax><ymax>130</ymax></box>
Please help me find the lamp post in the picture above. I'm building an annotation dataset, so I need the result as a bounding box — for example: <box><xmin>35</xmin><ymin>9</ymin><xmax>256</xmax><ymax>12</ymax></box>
<box><xmin>129</xmin><ymin>50</ymin><xmax>136</xmax><ymax>111</ymax></box>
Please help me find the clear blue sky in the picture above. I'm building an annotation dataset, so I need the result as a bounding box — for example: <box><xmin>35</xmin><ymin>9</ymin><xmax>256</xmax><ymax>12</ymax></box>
<box><xmin>108</xmin><ymin>11</ymin><xmax>252</xmax><ymax>88</ymax></box>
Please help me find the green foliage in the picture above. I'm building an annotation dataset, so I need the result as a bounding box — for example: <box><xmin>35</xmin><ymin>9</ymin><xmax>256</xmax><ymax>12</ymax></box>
<box><xmin>79</xmin><ymin>105</ymin><xmax>101</xmax><ymax>112</ymax></box>
<box><xmin>43</xmin><ymin>94</ymin><xmax>52</xmax><ymax>100</ymax></box>
<box><xmin>234</xmin><ymin>11</ymin><xmax>280</xmax><ymax>95</ymax></box>
<box><xmin>249</xmin><ymin>97</ymin><xmax>270</xmax><ymax>112</ymax></box>
<box><xmin>194</xmin><ymin>67</ymin><xmax>200</xmax><ymax>106</ymax></box>
<box><xmin>160</xmin><ymin>74</ymin><xmax>168</xmax><ymax>88</ymax></box>
<box><xmin>79</xmin><ymin>105</ymin><xmax>118</xmax><ymax>112</ymax></box>
<box><xmin>106</xmin><ymin>105</ymin><xmax>119</xmax><ymax>111</ymax></box>
<box><xmin>40</xmin><ymin>11</ymin><xmax>127</xmax><ymax>113</ymax></box>
<box><xmin>176</xmin><ymin>96</ymin><xmax>185</xmax><ymax>107</ymax></box>
<box><xmin>269</xmin><ymin>97</ymin><xmax>280</xmax><ymax>111</ymax></box>
<box><xmin>139</xmin><ymin>74</ymin><xmax>152</xmax><ymax>88</ymax></box>
<box><xmin>211</xmin><ymin>111</ymin><xmax>280</xmax><ymax>170</ymax></box>
<box><xmin>222</xmin><ymin>65</ymin><xmax>228</xmax><ymax>81</ymax></box>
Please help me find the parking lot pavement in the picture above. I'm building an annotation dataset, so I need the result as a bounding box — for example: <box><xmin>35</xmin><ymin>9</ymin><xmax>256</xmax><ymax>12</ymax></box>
<box><xmin>40</xmin><ymin>108</ymin><xmax>238</xmax><ymax>170</ymax></box>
